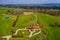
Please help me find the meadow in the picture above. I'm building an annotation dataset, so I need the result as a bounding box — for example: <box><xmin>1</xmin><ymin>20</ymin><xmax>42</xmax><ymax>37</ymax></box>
<box><xmin>0</xmin><ymin>7</ymin><xmax>60</xmax><ymax>40</ymax></box>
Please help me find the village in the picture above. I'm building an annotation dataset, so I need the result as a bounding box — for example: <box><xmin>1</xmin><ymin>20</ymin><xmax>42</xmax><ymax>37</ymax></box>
<box><xmin>6</xmin><ymin>8</ymin><xmax>60</xmax><ymax>16</ymax></box>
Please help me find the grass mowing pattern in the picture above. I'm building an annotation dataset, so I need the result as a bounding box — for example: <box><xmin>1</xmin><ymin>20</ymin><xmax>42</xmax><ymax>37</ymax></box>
<box><xmin>37</xmin><ymin>13</ymin><xmax>60</xmax><ymax>40</ymax></box>
<box><xmin>15</xmin><ymin>14</ymin><xmax>36</xmax><ymax>28</ymax></box>
<box><xmin>0</xmin><ymin>7</ymin><xmax>60</xmax><ymax>40</ymax></box>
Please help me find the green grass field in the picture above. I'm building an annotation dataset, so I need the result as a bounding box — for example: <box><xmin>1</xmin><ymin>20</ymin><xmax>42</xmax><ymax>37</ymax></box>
<box><xmin>15</xmin><ymin>14</ymin><xmax>36</xmax><ymax>28</ymax></box>
<box><xmin>37</xmin><ymin>14</ymin><xmax>60</xmax><ymax>40</ymax></box>
<box><xmin>0</xmin><ymin>14</ymin><xmax>15</xmax><ymax>36</ymax></box>
<box><xmin>0</xmin><ymin>7</ymin><xmax>60</xmax><ymax>40</ymax></box>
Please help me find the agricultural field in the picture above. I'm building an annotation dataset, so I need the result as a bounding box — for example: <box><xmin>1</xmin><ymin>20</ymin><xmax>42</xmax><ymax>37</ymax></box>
<box><xmin>0</xmin><ymin>7</ymin><xmax>60</xmax><ymax>40</ymax></box>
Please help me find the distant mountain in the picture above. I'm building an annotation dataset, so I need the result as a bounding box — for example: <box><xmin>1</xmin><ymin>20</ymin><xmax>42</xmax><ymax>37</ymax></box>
<box><xmin>0</xmin><ymin>3</ymin><xmax>60</xmax><ymax>9</ymax></box>
<box><xmin>39</xmin><ymin>3</ymin><xmax>60</xmax><ymax>7</ymax></box>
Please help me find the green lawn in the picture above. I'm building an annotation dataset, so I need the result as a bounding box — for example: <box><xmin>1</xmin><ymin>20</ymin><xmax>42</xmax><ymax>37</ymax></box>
<box><xmin>15</xmin><ymin>14</ymin><xmax>36</xmax><ymax>28</ymax></box>
<box><xmin>17</xmin><ymin>30</ymin><xmax>30</xmax><ymax>37</ymax></box>
<box><xmin>0</xmin><ymin>14</ymin><xmax>15</xmax><ymax>36</ymax></box>
<box><xmin>37</xmin><ymin>13</ymin><xmax>60</xmax><ymax>40</ymax></box>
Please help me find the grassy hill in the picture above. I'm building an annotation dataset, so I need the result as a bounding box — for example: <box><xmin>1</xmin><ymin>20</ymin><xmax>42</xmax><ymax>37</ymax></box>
<box><xmin>37</xmin><ymin>14</ymin><xmax>60</xmax><ymax>40</ymax></box>
<box><xmin>0</xmin><ymin>7</ymin><xmax>60</xmax><ymax>40</ymax></box>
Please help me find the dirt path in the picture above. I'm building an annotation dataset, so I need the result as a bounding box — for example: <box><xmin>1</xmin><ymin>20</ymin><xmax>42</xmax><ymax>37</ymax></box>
<box><xmin>1</xmin><ymin>35</ymin><xmax>12</xmax><ymax>40</ymax></box>
<box><xmin>1</xmin><ymin>28</ymin><xmax>41</xmax><ymax>40</ymax></box>
<box><xmin>14</xmin><ymin>28</ymin><xmax>27</xmax><ymax>35</ymax></box>
<box><xmin>33</xmin><ymin>29</ymin><xmax>41</xmax><ymax>36</ymax></box>
<box><xmin>1</xmin><ymin>14</ymin><xmax>41</xmax><ymax>40</ymax></box>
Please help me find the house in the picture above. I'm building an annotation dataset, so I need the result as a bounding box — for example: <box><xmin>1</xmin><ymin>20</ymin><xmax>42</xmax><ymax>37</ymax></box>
<box><xmin>27</xmin><ymin>25</ymin><xmax>40</xmax><ymax>29</ymax></box>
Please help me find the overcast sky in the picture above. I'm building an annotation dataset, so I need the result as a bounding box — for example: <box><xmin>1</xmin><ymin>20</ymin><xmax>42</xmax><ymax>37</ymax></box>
<box><xmin>0</xmin><ymin>0</ymin><xmax>60</xmax><ymax>4</ymax></box>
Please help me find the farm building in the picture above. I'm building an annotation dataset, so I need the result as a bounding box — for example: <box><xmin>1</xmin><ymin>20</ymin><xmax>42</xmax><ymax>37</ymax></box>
<box><xmin>27</xmin><ymin>25</ymin><xmax>40</xmax><ymax>29</ymax></box>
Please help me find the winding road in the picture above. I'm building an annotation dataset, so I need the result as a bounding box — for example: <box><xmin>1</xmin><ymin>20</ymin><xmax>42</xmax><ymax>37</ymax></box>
<box><xmin>1</xmin><ymin>28</ymin><xmax>41</xmax><ymax>40</ymax></box>
<box><xmin>1</xmin><ymin>14</ymin><xmax>41</xmax><ymax>40</ymax></box>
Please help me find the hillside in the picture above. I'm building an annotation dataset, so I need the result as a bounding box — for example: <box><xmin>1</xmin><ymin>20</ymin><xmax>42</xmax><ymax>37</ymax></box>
<box><xmin>0</xmin><ymin>7</ymin><xmax>60</xmax><ymax>40</ymax></box>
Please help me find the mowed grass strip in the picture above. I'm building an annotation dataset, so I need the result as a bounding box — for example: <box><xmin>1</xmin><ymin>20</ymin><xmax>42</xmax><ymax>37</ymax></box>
<box><xmin>15</xmin><ymin>14</ymin><xmax>36</xmax><ymax>28</ymax></box>
<box><xmin>37</xmin><ymin>13</ymin><xmax>60</xmax><ymax>40</ymax></box>
<box><xmin>46</xmin><ymin>27</ymin><xmax>60</xmax><ymax>40</ymax></box>
<box><xmin>37</xmin><ymin>13</ymin><xmax>55</xmax><ymax>26</ymax></box>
